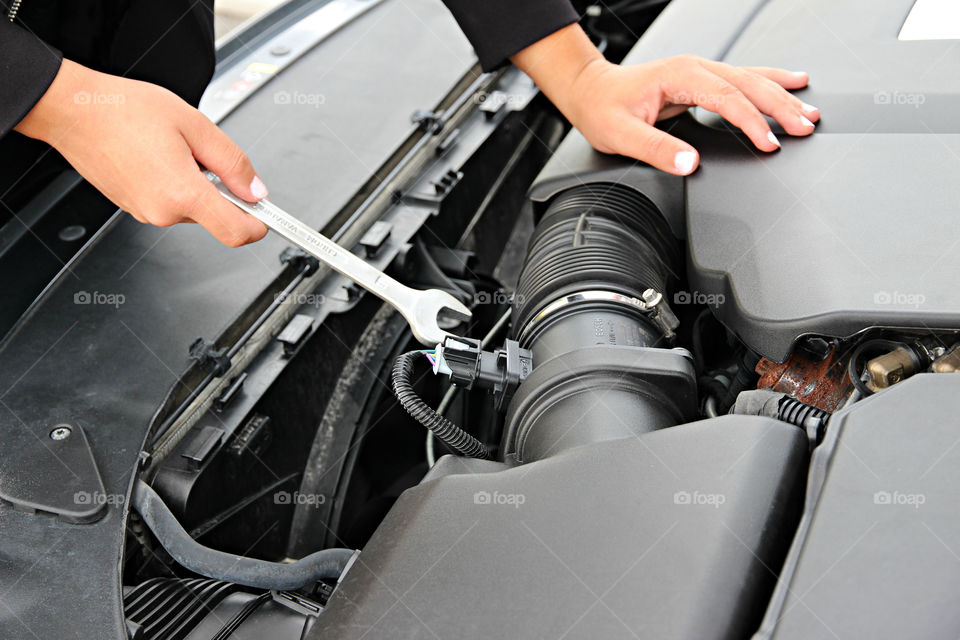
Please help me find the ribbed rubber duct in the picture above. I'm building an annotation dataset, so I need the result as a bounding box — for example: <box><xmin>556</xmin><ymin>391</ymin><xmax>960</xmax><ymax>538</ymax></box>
<box><xmin>502</xmin><ymin>183</ymin><xmax>695</xmax><ymax>462</ymax></box>
<box><xmin>512</xmin><ymin>183</ymin><xmax>682</xmax><ymax>360</ymax></box>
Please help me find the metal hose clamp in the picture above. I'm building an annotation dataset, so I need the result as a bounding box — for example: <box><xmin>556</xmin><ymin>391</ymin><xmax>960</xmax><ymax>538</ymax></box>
<box><xmin>517</xmin><ymin>289</ymin><xmax>679</xmax><ymax>345</ymax></box>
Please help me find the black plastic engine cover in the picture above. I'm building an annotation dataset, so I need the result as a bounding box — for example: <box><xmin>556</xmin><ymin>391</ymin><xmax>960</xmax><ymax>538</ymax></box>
<box><xmin>757</xmin><ymin>373</ymin><xmax>960</xmax><ymax>640</ymax></box>
<box><xmin>530</xmin><ymin>0</ymin><xmax>960</xmax><ymax>362</ymax></box>
<box><xmin>314</xmin><ymin>416</ymin><xmax>807</xmax><ymax>640</ymax></box>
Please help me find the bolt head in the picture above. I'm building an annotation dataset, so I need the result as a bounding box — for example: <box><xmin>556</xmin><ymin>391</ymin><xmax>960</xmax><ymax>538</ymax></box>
<box><xmin>641</xmin><ymin>289</ymin><xmax>661</xmax><ymax>304</ymax></box>
<box><xmin>50</xmin><ymin>425</ymin><xmax>72</xmax><ymax>440</ymax></box>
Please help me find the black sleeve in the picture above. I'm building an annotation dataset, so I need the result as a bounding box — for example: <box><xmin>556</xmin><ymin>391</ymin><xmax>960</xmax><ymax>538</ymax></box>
<box><xmin>442</xmin><ymin>0</ymin><xmax>580</xmax><ymax>72</ymax></box>
<box><xmin>0</xmin><ymin>20</ymin><xmax>62</xmax><ymax>138</ymax></box>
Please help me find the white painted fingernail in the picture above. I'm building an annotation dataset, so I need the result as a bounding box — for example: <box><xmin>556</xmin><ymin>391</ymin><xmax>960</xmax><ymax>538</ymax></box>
<box><xmin>800</xmin><ymin>115</ymin><xmax>815</xmax><ymax>128</ymax></box>
<box><xmin>767</xmin><ymin>131</ymin><xmax>781</xmax><ymax>147</ymax></box>
<box><xmin>801</xmin><ymin>102</ymin><xmax>818</xmax><ymax>113</ymax></box>
<box><xmin>674</xmin><ymin>151</ymin><xmax>697</xmax><ymax>175</ymax></box>
<box><xmin>793</xmin><ymin>71</ymin><xmax>808</xmax><ymax>78</ymax></box>
<box><xmin>250</xmin><ymin>176</ymin><xmax>268</xmax><ymax>200</ymax></box>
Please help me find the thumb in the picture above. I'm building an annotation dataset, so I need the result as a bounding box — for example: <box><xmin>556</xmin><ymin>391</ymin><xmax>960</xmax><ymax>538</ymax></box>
<box><xmin>182</xmin><ymin>111</ymin><xmax>268</xmax><ymax>202</ymax></box>
<box><xmin>615</xmin><ymin>119</ymin><xmax>700</xmax><ymax>176</ymax></box>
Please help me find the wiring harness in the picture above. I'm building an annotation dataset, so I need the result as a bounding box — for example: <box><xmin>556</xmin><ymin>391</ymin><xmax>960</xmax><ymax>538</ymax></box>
<box><xmin>392</xmin><ymin>350</ymin><xmax>490</xmax><ymax>459</ymax></box>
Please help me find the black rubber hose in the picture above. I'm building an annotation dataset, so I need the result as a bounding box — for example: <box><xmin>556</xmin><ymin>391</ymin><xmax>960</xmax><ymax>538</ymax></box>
<box><xmin>392</xmin><ymin>351</ymin><xmax>489</xmax><ymax>459</ymax></box>
<box><xmin>132</xmin><ymin>480</ymin><xmax>355</xmax><ymax>590</ymax></box>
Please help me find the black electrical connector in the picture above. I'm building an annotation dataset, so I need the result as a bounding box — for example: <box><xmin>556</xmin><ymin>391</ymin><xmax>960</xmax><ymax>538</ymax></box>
<box><xmin>435</xmin><ymin>336</ymin><xmax>533</xmax><ymax>412</ymax></box>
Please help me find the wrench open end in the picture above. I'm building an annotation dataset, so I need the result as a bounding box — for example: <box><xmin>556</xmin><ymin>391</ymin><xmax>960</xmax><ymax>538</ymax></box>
<box><xmin>407</xmin><ymin>289</ymin><xmax>472</xmax><ymax>347</ymax></box>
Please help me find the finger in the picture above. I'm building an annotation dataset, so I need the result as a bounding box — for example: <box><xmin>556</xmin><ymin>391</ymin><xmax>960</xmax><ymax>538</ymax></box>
<box><xmin>664</xmin><ymin>63</ymin><xmax>780</xmax><ymax>152</ymax></box>
<box><xmin>743</xmin><ymin>67</ymin><xmax>809</xmax><ymax>90</ymax></box>
<box><xmin>181</xmin><ymin>111</ymin><xmax>268</xmax><ymax>203</ymax></box>
<box><xmin>614</xmin><ymin>117</ymin><xmax>700</xmax><ymax>176</ymax></box>
<box><xmin>190</xmin><ymin>179</ymin><xmax>268</xmax><ymax>247</ymax></box>
<box><xmin>742</xmin><ymin>66</ymin><xmax>820</xmax><ymax>122</ymax></box>
<box><xmin>703</xmin><ymin>62</ymin><xmax>817</xmax><ymax>136</ymax></box>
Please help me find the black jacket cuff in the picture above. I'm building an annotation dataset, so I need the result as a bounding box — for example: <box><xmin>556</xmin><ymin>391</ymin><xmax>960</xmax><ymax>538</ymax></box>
<box><xmin>0</xmin><ymin>21</ymin><xmax>63</xmax><ymax>138</ymax></box>
<box><xmin>442</xmin><ymin>0</ymin><xmax>580</xmax><ymax>72</ymax></box>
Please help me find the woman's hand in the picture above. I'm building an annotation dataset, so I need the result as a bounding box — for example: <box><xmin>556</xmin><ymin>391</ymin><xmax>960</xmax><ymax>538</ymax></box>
<box><xmin>15</xmin><ymin>59</ymin><xmax>269</xmax><ymax>247</ymax></box>
<box><xmin>511</xmin><ymin>24</ymin><xmax>820</xmax><ymax>176</ymax></box>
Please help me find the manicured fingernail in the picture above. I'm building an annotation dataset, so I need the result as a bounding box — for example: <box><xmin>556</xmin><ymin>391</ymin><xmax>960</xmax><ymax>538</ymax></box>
<box><xmin>793</xmin><ymin>71</ymin><xmax>808</xmax><ymax>78</ymax></box>
<box><xmin>800</xmin><ymin>115</ymin><xmax>815</xmax><ymax>128</ymax></box>
<box><xmin>767</xmin><ymin>131</ymin><xmax>781</xmax><ymax>147</ymax></box>
<box><xmin>250</xmin><ymin>176</ymin><xmax>268</xmax><ymax>200</ymax></box>
<box><xmin>674</xmin><ymin>151</ymin><xmax>697</xmax><ymax>175</ymax></box>
<box><xmin>801</xmin><ymin>102</ymin><xmax>818</xmax><ymax>113</ymax></box>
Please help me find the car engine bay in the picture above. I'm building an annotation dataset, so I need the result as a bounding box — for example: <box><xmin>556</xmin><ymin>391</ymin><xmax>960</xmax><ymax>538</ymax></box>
<box><xmin>104</xmin><ymin>1</ymin><xmax>960</xmax><ymax>637</ymax></box>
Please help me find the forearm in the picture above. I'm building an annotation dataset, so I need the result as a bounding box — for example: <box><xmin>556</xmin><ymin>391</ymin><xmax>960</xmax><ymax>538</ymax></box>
<box><xmin>509</xmin><ymin>23</ymin><xmax>604</xmax><ymax>120</ymax></box>
<box><xmin>13</xmin><ymin>59</ymin><xmax>84</xmax><ymax>144</ymax></box>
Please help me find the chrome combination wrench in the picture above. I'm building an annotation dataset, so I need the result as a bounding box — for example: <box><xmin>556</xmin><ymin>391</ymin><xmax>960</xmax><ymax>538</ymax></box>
<box><xmin>206</xmin><ymin>172</ymin><xmax>470</xmax><ymax>346</ymax></box>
